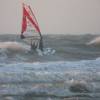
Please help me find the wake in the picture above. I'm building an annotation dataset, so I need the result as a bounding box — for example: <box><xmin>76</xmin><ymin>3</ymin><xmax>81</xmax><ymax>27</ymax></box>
<box><xmin>36</xmin><ymin>48</ymin><xmax>56</xmax><ymax>56</ymax></box>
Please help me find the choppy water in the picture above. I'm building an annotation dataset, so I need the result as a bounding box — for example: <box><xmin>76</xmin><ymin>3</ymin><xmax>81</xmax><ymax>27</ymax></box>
<box><xmin>0</xmin><ymin>34</ymin><xmax>100</xmax><ymax>100</ymax></box>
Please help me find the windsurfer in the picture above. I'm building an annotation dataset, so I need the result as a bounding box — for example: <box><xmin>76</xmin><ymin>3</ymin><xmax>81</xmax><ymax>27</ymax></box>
<box><xmin>21</xmin><ymin>3</ymin><xmax>43</xmax><ymax>52</ymax></box>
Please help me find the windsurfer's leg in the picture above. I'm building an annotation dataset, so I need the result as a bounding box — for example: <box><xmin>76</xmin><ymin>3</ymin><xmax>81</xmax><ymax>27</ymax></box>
<box><xmin>30</xmin><ymin>39</ymin><xmax>43</xmax><ymax>51</ymax></box>
<box><xmin>39</xmin><ymin>38</ymin><xmax>43</xmax><ymax>51</ymax></box>
<box><xmin>30</xmin><ymin>39</ymin><xmax>33</xmax><ymax>50</ymax></box>
<box><xmin>31</xmin><ymin>39</ymin><xmax>37</xmax><ymax>50</ymax></box>
<box><xmin>31</xmin><ymin>39</ymin><xmax>34</xmax><ymax>50</ymax></box>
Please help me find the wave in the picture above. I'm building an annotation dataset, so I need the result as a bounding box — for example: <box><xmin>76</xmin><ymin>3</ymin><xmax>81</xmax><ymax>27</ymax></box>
<box><xmin>86</xmin><ymin>36</ymin><xmax>100</xmax><ymax>46</ymax></box>
<box><xmin>0</xmin><ymin>41</ymin><xmax>30</xmax><ymax>53</ymax></box>
<box><xmin>1</xmin><ymin>57</ymin><xmax>100</xmax><ymax>70</ymax></box>
<box><xmin>0</xmin><ymin>41</ymin><xmax>31</xmax><ymax>63</ymax></box>
<box><xmin>0</xmin><ymin>58</ymin><xmax>100</xmax><ymax>97</ymax></box>
<box><xmin>0</xmin><ymin>41</ymin><xmax>55</xmax><ymax>55</ymax></box>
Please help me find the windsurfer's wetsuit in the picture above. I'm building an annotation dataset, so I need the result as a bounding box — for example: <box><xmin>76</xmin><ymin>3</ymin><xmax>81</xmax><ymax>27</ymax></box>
<box><xmin>20</xmin><ymin>34</ymin><xmax>25</xmax><ymax>39</ymax></box>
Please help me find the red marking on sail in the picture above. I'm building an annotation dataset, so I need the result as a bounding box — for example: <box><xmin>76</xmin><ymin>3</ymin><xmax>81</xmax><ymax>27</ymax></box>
<box><xmin>21</xmin><ymin>4</ymin><xmax>41</xmax><ymax>36</ymax></box>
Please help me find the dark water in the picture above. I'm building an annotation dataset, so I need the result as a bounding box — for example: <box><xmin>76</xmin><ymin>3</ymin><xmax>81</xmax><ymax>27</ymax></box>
<box><xmin>0</xmin><ymin>34</ymin><xmax>100</xmax><ymax>62</ymax></box>
<box><xmin>0</xmin><ymin>34</ymin><xmax>100</xmax><ymax>100</ymax></box>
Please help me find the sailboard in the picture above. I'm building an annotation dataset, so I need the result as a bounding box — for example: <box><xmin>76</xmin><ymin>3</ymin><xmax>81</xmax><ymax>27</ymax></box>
<box><xmin>20</xmin><ymin>3</ymin><xmax>43</xmax><ymax>51</ymax></box>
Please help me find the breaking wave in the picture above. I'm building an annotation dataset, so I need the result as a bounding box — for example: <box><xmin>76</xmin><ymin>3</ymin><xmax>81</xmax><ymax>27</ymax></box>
<box><xmin>0</xmin><ymin>41</ymin><xmax>30</xmax><ymax>53</ymax></box>
<box><xmin>86</xmin><ymin>36</ymin><xmax>100</xmax><ymax>46</ymax></box>
<box><xmin>0</xmin><ymin>42</ymin><xmax>30</xmax><ymax>63</ymax></box>
<box><xmin>0</xmin><ymin>41</ymin><xmax>56</xmax><ymax>63</ymax></box>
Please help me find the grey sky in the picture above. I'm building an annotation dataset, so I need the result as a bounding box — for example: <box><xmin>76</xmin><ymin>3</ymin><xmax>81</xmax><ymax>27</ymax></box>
<box><xmin>0</xmin><ymin>0</ymin><xmax>100</xmax><ymax>34</ymax></box>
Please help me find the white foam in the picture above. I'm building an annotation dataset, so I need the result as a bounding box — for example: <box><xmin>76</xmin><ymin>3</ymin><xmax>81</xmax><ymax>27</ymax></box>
<box><xmin>0</xmin><ymin>41</ymin><xmax>30</xmax><ymax>50</ymax></box>
<box><xmin>43</xmin><ymin>48</ymin><xmax>56</xmax><ymax>55</ymax></box>
<box><xmin>1</xmin><ymin>57</ymin><xmax>100</xmax><ymax>72</ymax></box>
<box><xmin>86</xmin><ymin>37</ymin><xmax>100</xmax><ymax>45</ymax></box>
<box><xmin>0</xmin><ymin>41</ymin><xmax>30</xmax><ymax>52</ymax></box>
<box><xmin>0</xmin><ymin>42</ymin><xmax>31</xmax><ymax>63</ymax></box>
<box><xmin>0</xmin><ymin>41</ymin><xmax>31</xmax><ymax>55</ymax></box>
<box><xmin>0</xmin><ymin>41</ymin><xmax>56</xmax><ymax>57</ymax></box>
<box><xmin>0</xmin><ymin>58</ymin><xmax>99</xmax><ymax>96</ymax></box>
<box><xmin>36</xmin><ymin>48</ymin><xmax>56</xmax><ymax>56</ymax></box>
<box><xmin>36</xmin><ymin>49</ymin><xmax>43</xmax><ymax>56</ymax></box>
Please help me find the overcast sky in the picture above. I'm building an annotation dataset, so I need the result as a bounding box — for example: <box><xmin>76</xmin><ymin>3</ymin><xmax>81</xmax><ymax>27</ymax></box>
<box><xmin>0</xmin><ymin>0</ymin><xmax>100</xmax><ymax>34</ymax></box>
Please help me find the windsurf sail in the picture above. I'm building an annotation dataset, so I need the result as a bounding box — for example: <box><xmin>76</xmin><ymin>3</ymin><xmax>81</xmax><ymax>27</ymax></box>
<box><xmin>21</xmin><ymin>3</ymin><xmax>43</xmax><ymax>51</ymax></box>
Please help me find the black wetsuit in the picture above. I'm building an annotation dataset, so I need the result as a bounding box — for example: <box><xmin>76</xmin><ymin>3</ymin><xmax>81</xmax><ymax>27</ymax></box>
<box><xmin>20</xmin><ymin>34</ymin><xmax>25</xmax><ymax>39</ymax></box>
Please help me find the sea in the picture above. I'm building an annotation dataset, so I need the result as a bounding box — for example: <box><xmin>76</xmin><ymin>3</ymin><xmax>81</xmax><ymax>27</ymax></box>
<box><xmin>0</xmin><ymin>34</ymin><xmax>100</xmax><ymax>100</ymax></box>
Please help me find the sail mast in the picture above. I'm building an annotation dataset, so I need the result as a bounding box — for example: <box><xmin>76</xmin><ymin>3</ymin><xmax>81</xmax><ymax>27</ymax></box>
<box><xmin>28</xmin><ymin>6</ymin><xmax>43</xmax><ymax>50</ymax></box>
